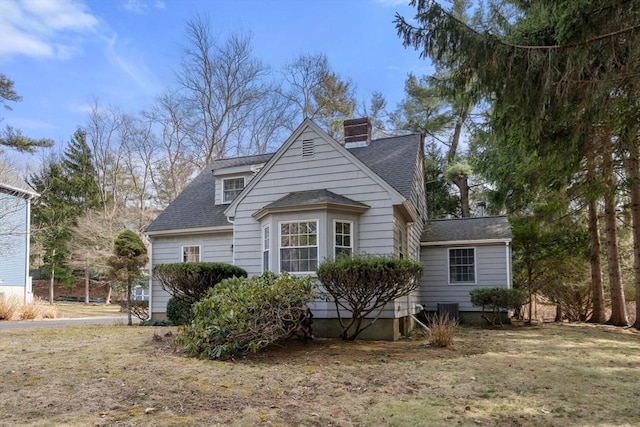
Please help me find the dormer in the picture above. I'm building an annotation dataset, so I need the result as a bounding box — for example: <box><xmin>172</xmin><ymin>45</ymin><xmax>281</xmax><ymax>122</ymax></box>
<box><xmin>211</xmin><ymin>153</ymin><xmax>273</xmax><ymax>205</ymax></box>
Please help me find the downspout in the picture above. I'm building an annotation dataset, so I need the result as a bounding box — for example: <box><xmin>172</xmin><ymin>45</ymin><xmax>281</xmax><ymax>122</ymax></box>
<box><xmin>227</xmin><ymin>216</ymin><xmax>235</xmax><ymax>265</ymax></box>
<box><xmin>506</xmin><ymin>241</ymin><xmax>512</xmax><ymax>289</ymax></box>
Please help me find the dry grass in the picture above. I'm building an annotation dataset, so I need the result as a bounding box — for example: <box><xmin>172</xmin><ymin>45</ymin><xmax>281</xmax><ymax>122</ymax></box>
<box><xmin>0</xmin><ymin>295</ymin><xmax>20</xmax><ymax>320</ymax></box>
<box><xmin>427</xmin><ymin>313</ymin><xmax>458</xmax><ymax>347</ymax></box>
<box><xmin>53</xmin><ymin>302</ymin><xmax>122</xmax><ymax>318</ymax></box>
<box><xmin>0</xmin><ymin>322</ymin><xmax>639</xmax><ymax>427</ymax></box>
<box><xmin>18</xmin><ymin>299</ymin><xmax>57</xmax><ymax>320</ymax></box>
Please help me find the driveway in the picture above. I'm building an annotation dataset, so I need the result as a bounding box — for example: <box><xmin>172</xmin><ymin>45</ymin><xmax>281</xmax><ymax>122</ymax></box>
<box><xmin>0</xmin><ymin>315</ymin><xmax>128</xmax><ymax>330</ymax></box>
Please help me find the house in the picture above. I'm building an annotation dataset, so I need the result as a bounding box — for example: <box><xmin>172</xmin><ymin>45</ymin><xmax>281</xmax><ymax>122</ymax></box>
<box><xmin>0</xmin><ymin>162</ymin><xmax>38</xmax><ymax>304</ymax></box>
<box><xmin>146</xmin><ymin>118</ymin><xmax>512</xmax><ymax>339</ymax></box>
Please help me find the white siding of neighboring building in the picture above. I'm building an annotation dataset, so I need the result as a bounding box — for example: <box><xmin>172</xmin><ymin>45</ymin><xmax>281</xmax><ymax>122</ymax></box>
<box><xmin>0</xmin><ymin>192</ymin><xmax>30</xmax><ymax>303</ymax></box>
<box><xmin>149</xmin><ymin>232</ymin><xmax>233</xmax><ymax>315</ymax></box>
<box><xmin>419</xmin><ymin>243</ymin><xmax>511</xmax><ymax>312</ymax></box>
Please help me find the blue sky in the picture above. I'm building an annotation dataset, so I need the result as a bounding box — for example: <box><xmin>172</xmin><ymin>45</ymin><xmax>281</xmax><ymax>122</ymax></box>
<box><xmin>0</xmin><ymin>0</ymin><xmax>431</xmax><ymax>153</ymax></box>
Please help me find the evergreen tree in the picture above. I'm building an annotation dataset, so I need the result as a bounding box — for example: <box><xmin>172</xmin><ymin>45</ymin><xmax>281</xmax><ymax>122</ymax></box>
<box><xmin>107</xmin><ymin>230</ymin><xmax>147</xmax><ymax>326</ymax></box>
<box><xmin>396</xmin><ymin>0</ymin><xmax>639</xmax><ymax>327</ymax></box>
<box><xmin>61</xmin><ymin>128</ymin><xmax>102</xmax><ymax>212</ymax></box>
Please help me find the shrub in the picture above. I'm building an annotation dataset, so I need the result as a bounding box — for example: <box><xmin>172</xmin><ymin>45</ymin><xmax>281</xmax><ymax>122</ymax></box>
<box><xmin>470</xmin><ymin>287</ymin><xmax>528</xmax><ymax>325</ymax></box>
<box><xmin>117</xmin><ymin>299</ymin><xmax>149</xmax><ymax>321</ymax></box>
<box><xmin>153</xmin><ymin>262</ymin><xmax>247</xmax><ymax>307</ymax></box>
<box><xmin>19</xmin><ymin>302</ymin><xmax>43</xmax><ymax>320</ymax></box>
<box><xmin>316</xmin><ymin>254</ymin><xmax>423</xmax><ymax>340</ymax></box>
<box><xmin>427</xmin><ymin>313</ymin><xmax>458</xmax><ymax>347</ymax></box>
<box><xmin>0</xmin><ymin>295</ymin><xmax>20</xmax><ymax>320</ymax></box>
<box><xmin>178</xmin><ymin>272</ymin><xmax>316</xmax><ymax>360</ymax></box>
<box><xmin>166</xmin><ymin>296</ymin><xmax>192</xmax><ymax>326</ymax></box>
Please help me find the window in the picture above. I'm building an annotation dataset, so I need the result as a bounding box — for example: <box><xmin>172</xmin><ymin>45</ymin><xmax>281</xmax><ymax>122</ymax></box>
<box><xmin>334</xmin><ymin>220</ymin><xmax>352</xmax><ymax>257</ymax></box>
<box><xmin>280</xmin><ymin>220</ymin><xmax>318</xmax><ymax>273</ymax></box>
<box><xmin>449</xmin><ymin>248</ymin><xmax>475</xmax><ymax>283</ymax></box>
<box><xmin>222</xmin><ymin>177</ymin><xmax>245</xmax><ymax>203</ymax></box>
<box><xmin>182</xmin><ymin>246</ymin><xmax>200</xmax><ymax>262</ymax></box>
<box><xmin>398</xmin><ymin>228</ymin><xmax>405</xmax><ymax>259</ymax></box>
<box><xmin>262</xmin><ymin>225</ymin><xmax>270</xmax><ymax>272</ymax></box>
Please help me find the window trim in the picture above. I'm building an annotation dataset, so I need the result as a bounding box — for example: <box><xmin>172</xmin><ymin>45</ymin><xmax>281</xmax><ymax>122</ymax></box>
<box><xmin>278</xmin><ymin>219</ymin><xmax>319</xmax><ymax>274</ymax></box>
<box><xmin>333</xmin><ymin>219</ymin><xmax>353</xmax><ymax>257</ymax></box>
<box><xmin>181</xmin><ymin>245</ymin><xmax>201</xmax><ymax>263</ymax></box>
<box><xmin>262</xmin><ymin>224</ymin><xmax>270</xmax><ymax>272</ymax></box>
<box><xmin>222</xmin><ymin>176</ymin><xmax>246</xmax><ymax>204</ymax></box>
<box><xmin>447</xmin><ymin>247</ymin><xmax>477</xmax><ymax>284</ymax></box>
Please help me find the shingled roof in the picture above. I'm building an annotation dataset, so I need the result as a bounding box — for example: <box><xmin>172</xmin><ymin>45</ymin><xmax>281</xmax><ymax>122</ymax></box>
<box><xmin>0</xmin><ymin>162</ymin><xmax>38</xmax><ymax>197</ymax></box>
<box><xmin>264</xmin><ymin>189</ymin><xmax>369</xmax><ymax>209</ymax></box>
<box><xmin>421</xmin><ymin>216</ymin><xmax>512</xmax><ymax>243</ymax></box>
<box><xmin>147</xmin><ymin>151</ymin><xmax>282</xmax><ymax>233</ymax></box>
<box><xmin>348</xmin><ymin>133</ymin><xmax>421</xmax><ymax>200</ymax></box>
<box><xmin>146</xmin><ymin>131</ymin><xmax>422</xmax><ymax>234</ymax></box>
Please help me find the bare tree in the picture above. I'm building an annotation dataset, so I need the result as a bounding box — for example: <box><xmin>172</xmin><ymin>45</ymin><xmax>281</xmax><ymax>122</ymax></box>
<box><xmin>280</xmin><ymin>53</ymin><xmax>355</xmax><ymax>137</ymax></box>
<box><xmin>177</xmin><ymin>16</ymin><xmax>270</xmax><ymax>166</ymax></box>
<box><xmin>143</xmin><ymin>91</ymin><xmax>196</xmax><ymax>207</ymax></box>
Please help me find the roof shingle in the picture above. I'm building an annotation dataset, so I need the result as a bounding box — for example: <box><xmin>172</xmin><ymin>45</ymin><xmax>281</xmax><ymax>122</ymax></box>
<box><xmin>421</xmin><ymin>216</ymin><xmax>512</xmax><ymax>243</ymax></box>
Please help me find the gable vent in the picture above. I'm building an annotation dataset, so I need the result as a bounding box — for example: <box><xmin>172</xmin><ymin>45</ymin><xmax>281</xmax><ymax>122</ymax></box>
<box><xmin>302</xmin><ymin>139</ymin><xmax>314</xmax><ymax>158</ymax></box>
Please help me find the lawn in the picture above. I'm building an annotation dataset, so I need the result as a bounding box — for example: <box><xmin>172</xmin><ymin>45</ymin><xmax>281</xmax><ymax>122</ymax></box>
<box><xmin>0</xmin><ymin>322</ymin><xmax>638</xmax><ymax>426</ymax></box>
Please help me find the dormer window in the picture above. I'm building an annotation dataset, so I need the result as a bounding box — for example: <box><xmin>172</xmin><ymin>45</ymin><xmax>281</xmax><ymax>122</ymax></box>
<box><xmin>223</xmin><ymin>177</ymin><xmax>245</xmax><ymax>203</ymax></box>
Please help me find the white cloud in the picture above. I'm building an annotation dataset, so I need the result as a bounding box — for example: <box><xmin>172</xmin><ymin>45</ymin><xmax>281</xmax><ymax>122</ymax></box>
<box><xmin>104</xmin><ymin>34</ymin><xmax>161</xmax><ymax>96</ymax></box>
<box><xmin>0</xmin><ymin>0</ymin><xmax>99</xmax><ymax>59</ymax></box>
<box><xmin>154</xmin><ymin>1</ymin><xmax>165</xmax><ymax>10</ymax></box>
<box><xmin>122</xmin><ymin>0</ymin><xmax>148</xmax><ymax>15</ymax></box>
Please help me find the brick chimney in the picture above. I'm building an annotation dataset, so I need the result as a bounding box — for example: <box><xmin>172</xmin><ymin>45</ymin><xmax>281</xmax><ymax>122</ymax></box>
<box><xmin>343</xmin><ymin>118</ymin><xmax>371</xmax><ymax>147</ymax></box>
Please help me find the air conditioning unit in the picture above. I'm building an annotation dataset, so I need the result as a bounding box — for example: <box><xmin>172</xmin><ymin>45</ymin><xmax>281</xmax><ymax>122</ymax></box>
<box><xmin>437</xmin><ymin>303</ymin><xmax>459</xmax><ymax>320</ymax></box>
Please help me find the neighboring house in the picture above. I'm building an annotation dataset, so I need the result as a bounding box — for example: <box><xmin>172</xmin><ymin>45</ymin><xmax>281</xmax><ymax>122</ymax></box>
<box><xmin>420</xmin><ymin>216</ymin><xmax>513</xmax><ymax>322</ymax></box>
<box><xmin>146</xmin><ymin>118</ymin><xmax>512</xmax><ymax>339</ymax></box>
<box><xmin>0</xmin><ymin>162</ymin><xmax>38</xmax><ymax>304</ymax></box>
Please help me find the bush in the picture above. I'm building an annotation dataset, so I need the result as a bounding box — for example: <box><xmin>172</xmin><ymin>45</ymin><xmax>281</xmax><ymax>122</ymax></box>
<box><xmin>317</xmin><ymin>254</ymin><xmax>423</xmax><ymax>340</ymax></box>
<box><xmin>166</xmin><ymin>296</ymin><xmax>192</xmax><ymax>326</ymax></box>
<box><xmin>153</xmin><ymin>262</ymin><xmax>247</xmax><ymax>307</ymax></box>
<box><xmin>470</xmin><ymin>287</ymin><xmax>528</xmax><ymax>325</ymax></box>
<box><xmin>117</xmin><ymin>299</ymin><xmax>149</xmax><ymax>321</ymax></box>
<box><xmin>0</xmin><ymin>295</ymin><xmax>20</xmax><ymax>320</ymax></box>
<box><xmin>178</xmin><ymin>272</ymin><xmax>316</xmax><ymax>360</ymax></box>
<box><xmin>428</xmin><ymin>313</ymin><xmax>458</xmax><ymax>347</ymax></box>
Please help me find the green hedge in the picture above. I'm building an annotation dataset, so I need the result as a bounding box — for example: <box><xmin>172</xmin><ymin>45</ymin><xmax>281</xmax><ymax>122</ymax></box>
<box><xmin>177</xmin><ymin>272</ymin><xmax>316</xmax><ymax>360</ymax></box>
<box><xmin>470</xmin><ymin>287</ymin><xmax>527</xmax><ymax>325</ymax></box>
<box><xmin>152</xmin><ymin>262</ymin><xmax>247</xmax><ymax>307</ymax></box>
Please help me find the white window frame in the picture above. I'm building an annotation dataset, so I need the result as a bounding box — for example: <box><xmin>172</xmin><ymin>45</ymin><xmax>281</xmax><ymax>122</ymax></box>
<box><xmin>182</xmin><ymin>245</ymin><xmax>201</xmax><ymax>263</ymax></box>
<box><xmin>222</xmin><ymin>176</ymin><xmax>245</xmax><ymax>204</ymax></box>
<box><xmin>262</xmin><ymin>225</ymin><xmax>270</xmax><ymax>272</ymax></box>
<box><xmin>278</xmin><ymin>219</ymin><xmax>319</xmax><ymax>274</ymax></box>
<box><xmin>448</xmin><ymin>247</ymin><xmax>476</xmax><ymax>284</ymax></box>
<box><xmin>334</xmin><ymin>219</ymin><xmax>353</xmax><ymax>257</ymax></box>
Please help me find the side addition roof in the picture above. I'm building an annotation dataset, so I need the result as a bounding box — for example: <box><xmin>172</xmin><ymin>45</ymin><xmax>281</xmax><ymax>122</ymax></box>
<box><xmin>421</xmin><ymin>216</ymin><xmax>512</xmax><ymax>244</ymax></box>
<box><xmin>145</xmin><ymin>153</ymin><xmax>274</xmax><ymax>234</ymax></box>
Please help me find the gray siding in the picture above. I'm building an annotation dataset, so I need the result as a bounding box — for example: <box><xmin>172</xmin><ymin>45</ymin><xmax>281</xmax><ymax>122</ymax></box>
<box><xmin>149</xmin><ymin>232</ymin><xmax>233</xmax><ymax>314</ymax></box>
<box><xmin>419</xmin><ymin>243</ymin><xmax>511</xmax><ymax>311</ymax></box>
<box><xmin>233</xmin><ymin>126</ymin><xmax>396</xmax><ymax>278</ymax></box>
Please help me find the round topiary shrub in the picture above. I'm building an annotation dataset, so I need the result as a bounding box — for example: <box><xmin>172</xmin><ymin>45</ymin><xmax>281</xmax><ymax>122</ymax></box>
<box><xmin>177</xmin><ymin>272</ymin><xmax>316</xmax><ymax>359</ymax></box>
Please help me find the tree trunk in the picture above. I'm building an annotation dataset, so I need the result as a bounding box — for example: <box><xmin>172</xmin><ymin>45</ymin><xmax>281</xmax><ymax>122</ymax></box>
<box><xmin>84</xmin><ymin>268</ymin><xmax>90</xmax><ymax>305</ymax></box>
<box><xmin>127</xmin><ymin>283</ymin><xmax>132</xmax><ymax>326</ymax></box>
<box><xmin>587</xmin><ymin>199</ymin><xmax>606</xmax><ymax>323</ymax></box>
<box><xmin>452</xmin><ymin>175</ymin><xmax>471</xmax><ymax>217</ymax></box>
<box><xmin>626</xmin><ymin>141</ymin><xmax>640</xmax><ymax>329</ymax></box>
<box><xmin>555</xmin><ymin>303</ymin><xmax>563</xmax><ymax>322</ymax></box>
<box><xmin>603</xmin><ymin>150</ymin><xmax>628</xmax><ymax>326</ymax></box>
<box><xmin>49</xmin><ymin>255</ymin><xmax>55</xmax><ymax>306</ymax></box>
<box><xmin>106</xmin><ymin>285</ymin><xmax>112</xmax><ymax>305</ymax></box>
